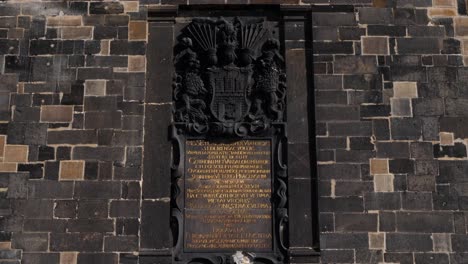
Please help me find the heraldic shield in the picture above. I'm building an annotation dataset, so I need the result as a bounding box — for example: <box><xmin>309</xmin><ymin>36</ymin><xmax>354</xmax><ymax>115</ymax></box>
<box><xmin>208</xmin><ymin>66</ymin><xmax>253</xmax><ymax>123</ymax></box>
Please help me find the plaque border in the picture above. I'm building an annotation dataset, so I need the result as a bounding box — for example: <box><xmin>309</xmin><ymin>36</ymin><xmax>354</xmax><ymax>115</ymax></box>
<box><xmin>171</xmin><ymin>123</ymin><xmax>288</xmax><ymax>264</ymax></box>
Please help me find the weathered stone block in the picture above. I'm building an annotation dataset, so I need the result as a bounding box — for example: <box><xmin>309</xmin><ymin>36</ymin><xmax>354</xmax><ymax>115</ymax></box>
<box><xmin>386</xmin><ymin>233</ymin><xmax>433</xmax><ymax>252</ymax></box>
<box><xmin>50</xmin><ymin>233</ymin><xmax>103</xmax><ymax>252</ymax></box>
<box><xmin>374</xmin><ymin>174</ymin><xmax>394</xmax><ymax>192</ymax></box>
<box><xmin>59</xmin><ymin>161</ymin><xmax>84</xmax><ymax>181</ymax></box>
<box><xmin>104</xmin><ymin>236</ymin><xmax>138</xmax><ymax>252</ymax></box>
<box><xmin>47</xmin><ymin>16</ymin><xmax>82</xmax><ymax>27</ymax></box>
<box><xmin>129</xmin><ymin>21</ymin><xmax>147</xmax><ymax>40</ymax></box>
<box><xmin>391</xmin><ymin>98</ymin><xmax>412</xmax><ymax>117</ymax></box>
<box><xmin>4</xmin><ymin>145</ymin><xmax>28</xmax><ymax>163</ymax></box>
<box><xmin>40</xmin><ymin>105</ymin><xmax>73</xmax><ymax>123</ymax></box>
<box><xmin>335</xmin><ymin>213</ymin><xmax>378</xmax><ymax>232</ymax></box>
<box><xmin>362</xmin><ymin>36</ymin><xmax>389</xmax><ymax>55</ymax></box>
<box><xmin>358</xmin><ymin>8</ymin><xmax>394</xmax><ymax>24</ymax></box>
<box><xmin>369</xmin><ymin>233</ymin><xmax>385</xmax><ymax>249</ymax></box>
<box><xmin>74</xmin><ymin>181</ymin><xmax>121</xmax><ymax>199</ymax></box>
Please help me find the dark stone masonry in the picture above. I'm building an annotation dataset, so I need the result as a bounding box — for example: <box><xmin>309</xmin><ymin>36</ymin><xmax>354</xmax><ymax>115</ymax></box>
<box><xmin>0</xmin><ymin>0</ymin><xmax>468</xmax><ymax>263</ymax></box>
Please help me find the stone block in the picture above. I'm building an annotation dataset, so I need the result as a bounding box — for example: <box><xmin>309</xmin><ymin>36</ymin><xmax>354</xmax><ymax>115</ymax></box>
<box><xmin>4</xmin><ymin>145</ymin><xmax>28</xmax><ymax>163</ymax></box>
<box><xmin>22</xmin><ymin>253</ymin><xmax>60</xmax><ymax>264</ymax></box>
<box><xmin>28</xmin><ymin>181</ymin><xmax>73</xmax><ymax>199</ymax></box>
<box><xmin>335</xmin><ymin>213</ymin><xmax>378</xmax><ymax>232</ymax></box>
<box><xmin>47</xmin><ymin>16</ymin><xmax>82</xmax><ymax>27</ymax></box>
<box><xmin>78</xmin><ymin>200</ymin><xmax>108</xmax><ymax>219</ymax></box>
<box><xmin>74</xmin><ymin>181</ymin><xmax>121</xmax><ymax>199</ymax></box>
<box><xmin>84</xmin><ymin>80</ymin><xmax>106</xmax><ymax>96</ymax></box>
<box><xmin>129</xmin><ymin>21</ymin><xmax>147</xmax><ymax>40</ymax></box>
<box><xmin>374</xmin><ymin>174</ymin><xmax>394</xmax><ymax>192</ymax></box>
<box><xmin>391</xmin><ymin>98</ymin><xmax>412</xmax><ymax>117</ymax></box>
<box><xmin>77</xmin><ymin>253</ymin><xmax>118</xmax><ymax>264</ymax></box>
<box><xmin>433</xmin><ymin>233</ymin><xmax>452</xmax><ymax>252</ymax></box>
<box><xmin>128</xmin><ymin>56</ymin><xmax>146</xmax><ymax>72</ymax></box>
<box><xmin>433</xmin><ymin>0</ymin><xmax>456</xmax><ymax>7</ymax></box>
<box><xmin>312</xmin><ymin>12</ymin><xmax>356</xmax><ymax>26</ymax></box>
<box><xmin>12</xmin><ymin>233</ymin><xmax>48</xmax><ymax>251</ymax></box>
<box><xmin>440</xmin><ymin>132</ymin><xmax>455</xmax><ymax>145</ymax></box>
<box><xmin>358</xmin><ymin>8</ymin><xmax>394</xmax><ymax>24</ymax></box>
<box><xmin>40</xmin><ymin>105</ymin><xmax>73</xmax><ymax>123</ymax></box>
<box><xmin>84</xmin><ymin>111</ymin><xmax>122</xmax><ymax>129</ymax></box>
<box><xmin>59</xmin><ymin>161</ymin><xmax>84</xmax><ymax>181</ymax></box>
<box><xmin>60</xmin><ymin>26</ymin><xmax>92</xmax><ymax>40</ymax></box>
<box><xmin>362</xmin><ymin>36</ymin><xmax>389</xmax><ymax>55</ymax></box>
<box><xmin>122</xmin><ymin>1</ymin><xmax>139</xmax><ymax>13</ymax></box>
<box><xmin>393</xmin><ymin>82</ymin><xmax>418</xmax><ymax>98</ymax></box>
<box><xmin>7</xmin><ymin>123</ymin><xmax>47</xmax><ymax>145</ymax></box>
<box><xmin>67</xmin><ymin>219</ymin><xmax>114</xmax><ymax>232</ymax></box>
<box><xmin>334</xmin><ymin>56</ymin><xmax>377</xmax><ymax>74</ymax></box>
<box><xmin>0</xmin><ymin>163</ymin><xmax>17</xmax><ymax>172</ymax></box>
<box><xmin>321</xmin><ymin>233</ymin><xmax>369</xmax><ymax>249</ymax></box>
<box><xmin>386</xmin><ymin>233</ymin><xmax>433</xmax><ymax>252</ymax></box>
<box><xmin>50</xmin><ymin>233</ymin><xmax>103</xmax><ymax>252</ymax></box>
<box><xmin>110</xmin><ymin>200</ymin><xmax>139</xmax><ymax>218</ymax></box>
<box><xmin>413</xmin><ymin>98</ymin><xmax>444</xmax><ymax>116</ymax></box>
<box><xmin>61</xmin><ymin>252</ymin><xmax>77</xmax><ymax>264</ymax></box>
<box><xmin>104</xmin><ymin>236</ymin><xmax>138</xmax><ymax>252</ymax></box>
<box><xmin>397</xmin><ymin>38</ymin><xmax>443</xmax><ymax>54</ymax></box>
<box><xmin>110</xmin><ymin>40</ymin><xmax>146</xmax><ymax>55</ymax></box>
<box><xmin>455</xmin><ymin>17</ymin><xmax>468</xmax><ymax>36</ymax></box>
<box><xmin>391</xmin><ymin>118</ymin><xmax>422</xmax><ymax>140</ymax></box>
<box><xmin>365</xmin><ymin>192</ymin><xmax>401</xmax><ymax>210</ymax></box>
<box><xmin>370</xmin><ymin>159</ymin><xmax>389</xmax><ymax>175</ymax></box>
<box><xmin>47</xmin><ymin>130</ymin><xmax>97</xmax><ymax>145</ymax></box>
<box><xmin>396</xmin><ymin>212</ymin><xmax>454</xmax><ymax>233</ymax></box>
<box><xmin>54</xmin><ymin>200</ymin><xmax>77</xmax><ymax>219</ymax></box>
<box><xmin>369</xmin><ymin>233</ymin><xmax>385</xmax><ymax>249</ymax></box>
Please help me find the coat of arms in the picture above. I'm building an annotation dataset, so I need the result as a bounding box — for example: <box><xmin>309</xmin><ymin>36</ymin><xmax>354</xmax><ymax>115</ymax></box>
<box><xmin>173</xmin><ymin>17</ymin><xmax>286</xmax><ymax>135</ymax></box>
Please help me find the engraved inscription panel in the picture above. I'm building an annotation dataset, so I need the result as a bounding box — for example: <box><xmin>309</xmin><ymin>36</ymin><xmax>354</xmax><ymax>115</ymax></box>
<box><xmin>184</xmin><ymin>140</ymin><xmax>273</xmax><ymax>252</ymax></box>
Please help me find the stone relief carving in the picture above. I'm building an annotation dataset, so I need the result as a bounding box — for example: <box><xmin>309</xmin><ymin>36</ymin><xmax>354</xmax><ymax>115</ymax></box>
<box><xmin>173</xmin><ymin>17</ymin><xmax>286</xmax><ymax>136</ymax></box>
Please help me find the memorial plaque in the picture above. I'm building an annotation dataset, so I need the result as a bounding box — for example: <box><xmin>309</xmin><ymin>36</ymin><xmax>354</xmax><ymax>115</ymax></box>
<box><xmin>170</xmin><ymin>14</ymin><xmax>289</xmax><ymax>264</ymax></box>
<box><xmin>184</xmin><ymin>140</ymin><xmax>273</xmax><ymax>252</ymax></box>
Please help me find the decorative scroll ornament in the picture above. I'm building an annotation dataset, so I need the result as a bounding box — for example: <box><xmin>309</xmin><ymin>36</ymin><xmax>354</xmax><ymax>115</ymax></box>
<box><xmin>173</xmin><ymin>17</ymin><xmax>286</xmax><ymax>137</ymax></box>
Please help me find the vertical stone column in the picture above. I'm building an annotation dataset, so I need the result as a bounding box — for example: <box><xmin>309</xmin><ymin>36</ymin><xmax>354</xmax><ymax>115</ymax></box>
<box><xmin>282</xmin><ymin>5</ymin><xmax>320</xmax><ymax>263</ymax></box>
<box><xmin>140</xmin><ymin>6</ymin><xmax>178</xmax><ymax>263</ymax></box>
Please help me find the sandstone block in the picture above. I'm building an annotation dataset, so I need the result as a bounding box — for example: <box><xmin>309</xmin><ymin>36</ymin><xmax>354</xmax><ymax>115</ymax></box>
<box><xmin>4</xmin><ymin>145</ymin><xmax>28</xmax><ymax>162</ymax></box>
<box><xmin>374</xmin><ymin>174</ymin><xmax>394</xmax><ymax>192</ymax></box>
<box><xmin>60</xmin><ymin>252</ymin><xmax>77</xmax><ymax>264</ymax></box>
<box><xmin>393</xmin><ymin>82</ymin><xmax>418</xmax><ymax>98</ymax></box>
<box><xmin>455</xmin><ymin>17</ymin><xmax>468</xmax><ymax>36</ymax></box>
<box><xmin>440</xmin><ymin>132</ymin><xmax>454</xmax><ymax>145</ymax></box>
<box><xmin>59</xmin><ymin>161</ymin><xmax>84</xmax><ymax>181</ymax></box>
<box><xmin>84</xmin><ymin>80</ymin><xmax>106</xmax><ymax>96</ymax></box>
<box><xmin>362</xmin><ymin>36</ymin><xmax>389</xmax><ymax>55</ymax></box>
<box><xmin>60</xmin><ymin>27</ymin><xmax>92</xmax><ymax>40</ymax></box>
<box><xmin>41</xmin><ymin>105</ymin><xmax>73</xmax><ymax>123</ymax></box>
<box><xmin>128</xmin><ymin>56</ymin><xmax>146</xmax><ymax>72</ymax></box>
<box><xmin>370</xmin><ymin>159</ymin><xmax>389</xmax><ymax>175</ymax></box>
<box><xmin>369</xmin><ymin>232</ymin><xmax>385</xmax><ymax>249</ymax></box>
<box><xmin>129</xmin><ymin>21</ymin><xmax>147</xmax><ymax>40</ymax></box>
<box><xmin>0</xmin><ymin>163</ymin><xmax>17</xmax><ymax>172</ymax></box>
<box><xmin>47</xmin><ymin>16</ymin><xmax>82</xmax><ymax>27</ymax></box>
<box><xmin>391</xmin><ymin>98</ymin><xmax>412</xmax><ymax>117</ymax></box>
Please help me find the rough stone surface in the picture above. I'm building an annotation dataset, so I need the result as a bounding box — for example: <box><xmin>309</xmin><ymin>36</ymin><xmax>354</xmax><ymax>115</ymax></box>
<box><xmin>0</xmin><ymin>1</ymin><xmax>466</xmax><ymax>264</ymax></box>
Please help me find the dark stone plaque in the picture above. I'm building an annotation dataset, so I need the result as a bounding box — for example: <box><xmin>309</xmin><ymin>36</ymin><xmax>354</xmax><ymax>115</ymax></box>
<box><xmin>184</xmin><ymin>140</ymin><xmax>273</xmax><ymax>252</ymax></box>
<box><xmin>169</xmin><ymin>13</ymin><xmax>289</xmax><ymax>264</ymax></box>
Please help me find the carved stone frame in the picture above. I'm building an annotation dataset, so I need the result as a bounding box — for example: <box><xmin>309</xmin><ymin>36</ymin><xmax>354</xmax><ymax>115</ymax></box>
<box><xmin>142</xmin><ymin>5</ymin><xmax>319</xmax><ymax>264</ymax></box>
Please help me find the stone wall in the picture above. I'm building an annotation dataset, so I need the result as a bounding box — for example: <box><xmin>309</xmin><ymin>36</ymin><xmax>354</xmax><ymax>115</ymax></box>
<box><xmin>0</xmin><ymin>0</ymin><xmax>467</xmax><ymax>263</ymax></box>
